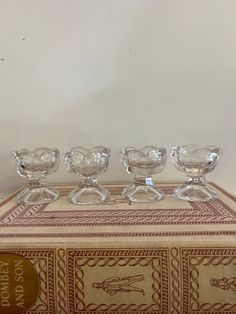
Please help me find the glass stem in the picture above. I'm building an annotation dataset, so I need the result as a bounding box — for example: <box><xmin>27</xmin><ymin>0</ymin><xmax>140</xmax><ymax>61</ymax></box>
<box><xmin>133</xmin><ymin>176</ymin><xmax>147</xmax><ymax>186</ymax></box>
<box><xmin>27</xmin><ymin>177</ymin><xmax>47</xmax><ymax>189</ymax></box>
<box><xmin>80</xmin><ymin>176</ymin><xmax>98</xmax><ymax>187</ymax></box>
<box><xmin>185</xmin><ymin>175</ymin><xmax>206</xmax><ymax>186</ymax></box>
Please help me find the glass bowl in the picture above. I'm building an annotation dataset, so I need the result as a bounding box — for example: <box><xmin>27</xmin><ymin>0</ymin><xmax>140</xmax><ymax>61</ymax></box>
<box><xmin>12</xmin><ymin>147</ymin><xmax>60</xmax><ymax>205</ymax></box>
<box><xmin>171</xmin><ymin>145</ymin><xmax>222</xmax><ymax>202</ymax></box>
<box><xmin>64</xmin><ymin>146</ymin><xmax>110</xmax><ymax>205</ymax></box>
<box><xmin>120</xmin><ymin>146</ymin><xmax>167</xmax><ymax>202</ymax></box>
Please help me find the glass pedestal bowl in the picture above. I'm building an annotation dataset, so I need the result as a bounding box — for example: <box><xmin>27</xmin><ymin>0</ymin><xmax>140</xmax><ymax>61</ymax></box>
<box><xmin>64</xmin><ymin>146</ymin><xmax>110</xmax><ymax>205</ymax></box>
<box><xmin>120</xmin><ymin>146</ymin><xmax>167</xmax><ymax>202</ymax></box>
<box><xmin>12</xmin><ymin>148</ymin><xmax>60</xmax><ymax>205</ymax></box>
<box><xmin>171</xmin><ymin>145</ymin><xmax>222</xmax><ymax>202</ymax></box>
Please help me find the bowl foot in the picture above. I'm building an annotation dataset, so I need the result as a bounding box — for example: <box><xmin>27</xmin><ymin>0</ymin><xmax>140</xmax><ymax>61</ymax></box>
<box><xmin>173</xmin><ymin>184</ymin><xmax>218</xmax><ymax>202</ymax></box>
<box><xmin>17</xmin><ymin>186</ymin><xmax>60</xmax><ymax>205</ymax></box>
<box><xmin>122</xmin><ymin>183</ymin><xmax>164</xmax><ymax>203</ymax></box>
<box><xmin>68</xmin><ymin>186</ymin><xmax>110</xmax><ymax>205</ymax></box>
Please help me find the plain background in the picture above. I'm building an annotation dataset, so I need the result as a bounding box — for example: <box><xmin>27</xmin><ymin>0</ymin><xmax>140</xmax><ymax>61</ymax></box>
<box><xmin>0</xmin><ymin>0</ymin><xmax>235</xmax><ymax>197</ymax></box>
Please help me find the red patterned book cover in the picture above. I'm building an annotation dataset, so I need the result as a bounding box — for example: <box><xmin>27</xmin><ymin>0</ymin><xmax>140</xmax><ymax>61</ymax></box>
<box><xmin>0</xmin><ymin>183</ymin><xmax>236</xmax><ymax>313</ymax></box>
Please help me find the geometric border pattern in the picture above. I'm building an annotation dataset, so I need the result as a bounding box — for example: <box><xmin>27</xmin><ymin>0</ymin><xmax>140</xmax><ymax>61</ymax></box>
<box><xmin>67</xmin><ymin>248</ymin><xmax>169</xmax><ymax>314</ymax></box>
<box><xmin>1</xmin><ymin>186</ymin><xmax>236</xmax><ymax>229</ymax></box>
<box><xmin>1</xmin><ymin>231</ymin><xmax>236</xmax><ymax>239</ymax></box>
<box><xmin>57</xmin><ymin>249</ymin><xmax>67</xmax><ymax>314</ymax></box>
<box><xmin>0</xmin><ymin>247</ymin><xmax>235</xmax><ymax>313</ymax></box>
<box><xmin>180</xmin><ymin>247</ymin><xmax>236</xmax><ymax>314</ymax></box>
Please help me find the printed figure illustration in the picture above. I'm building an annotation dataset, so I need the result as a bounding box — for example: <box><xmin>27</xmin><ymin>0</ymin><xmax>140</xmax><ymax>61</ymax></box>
<box><xmin>210</xmin><ymin>277</ymin><xmax>236</xmax><ymax>291</ymax></box>
<box><xmin>93</xmin><ymin>274</ymin><xmax>145</xmax><ymax>295</ymax></box>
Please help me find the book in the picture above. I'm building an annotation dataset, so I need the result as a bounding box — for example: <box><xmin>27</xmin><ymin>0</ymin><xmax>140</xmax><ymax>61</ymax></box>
<box><xmin>0</xmin><ymin>183</ymin><xmax>235</xmax><ymax>314</ymax></box>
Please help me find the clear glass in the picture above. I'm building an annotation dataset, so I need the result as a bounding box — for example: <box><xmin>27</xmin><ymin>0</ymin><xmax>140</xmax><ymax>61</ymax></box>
<box><xmin>171</xmin><ymin>145</ymin><xmax>222</xmax><ymax>202</ymax></box>
<box><xmin>12</xmin><ymin>147</ymin><xmax>60</xmax><ymax>205</ymax></box>
<box><xmin>64</xmin><ymin>146</ymin><xmax>110</xmax><ymax>205</ymax></box>
<box><xmin>120</xmin><ymin>146</ymin><xmax>167</xmax><ymax>202</ymax></box>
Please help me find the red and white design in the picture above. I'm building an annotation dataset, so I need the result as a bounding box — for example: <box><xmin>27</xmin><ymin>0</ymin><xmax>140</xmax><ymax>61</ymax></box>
<box><xmin>67</xmin><ymin>248</ymin><xmax>169</xmax><ymax>314</ymax></box>
<box><xmin>1</xmin><ymin>230</ymin><xmax>236</xmax><ymax>239</ymax></box>
<box><xmin>181</xmin><ymin>247</ymin><xmax>236</xmax><ymax>314</ymax></box>
<box><xmin>0</xmin><ymin>186</ymin><xmax>236</xmax><ymax>229</ymax></box>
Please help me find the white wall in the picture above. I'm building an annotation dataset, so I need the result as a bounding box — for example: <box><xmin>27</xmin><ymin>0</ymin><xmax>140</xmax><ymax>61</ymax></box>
<box><xmin>0</xmin><ymin>0</ymin><xmax>235</xmax><ymax>197</ymax></box>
